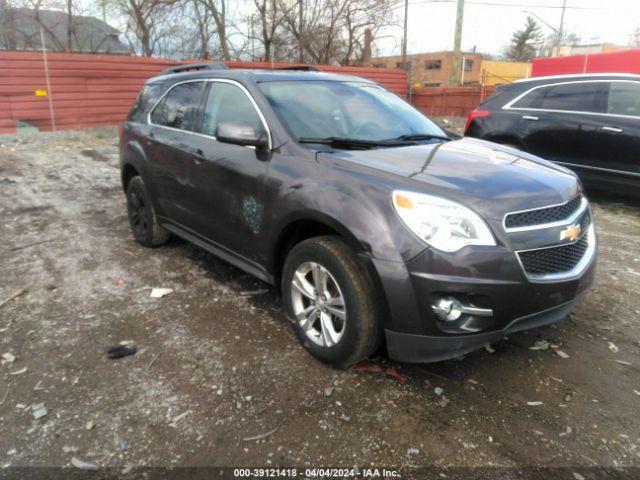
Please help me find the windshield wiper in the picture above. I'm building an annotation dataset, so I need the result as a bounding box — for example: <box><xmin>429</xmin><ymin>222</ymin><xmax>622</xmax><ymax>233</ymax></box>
<box><xmin>391</xmin><ymin>133</ymin><xmax>451</xmax><ymax>142</ymax></box>
<box><xmin>298</xmin><ymin>137</ymin><xmax>410</xmax><ymax>150</ymax></box>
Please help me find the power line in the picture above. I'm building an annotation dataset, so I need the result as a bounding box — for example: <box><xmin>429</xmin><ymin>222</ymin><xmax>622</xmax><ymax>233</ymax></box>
<box><xmin>350</xmin><ymin>0</ymin><xmax>406</xmax><ymax>26</ymax></box>
<box><xmin>352</xmin><ymin>0</ymin><xmax>592</xmax><ymax>26</ymax></box>
<box><xmin>409</xmin><ymin>0</ymin><xmax>595</xmax><ymax>9</ymax></box>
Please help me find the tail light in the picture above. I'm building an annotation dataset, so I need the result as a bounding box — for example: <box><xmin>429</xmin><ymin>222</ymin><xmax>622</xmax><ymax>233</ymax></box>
<box><xmin>464</xmin><ymin>109</ymin><xmax>491</xmax><ymax>134</ymax></box>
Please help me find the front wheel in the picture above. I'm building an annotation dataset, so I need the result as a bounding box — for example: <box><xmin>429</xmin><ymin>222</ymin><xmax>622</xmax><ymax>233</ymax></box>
<box><xmin>281</xmin><ymin>236</ymin><xmax>382</xmax><ymax>367</ymax></box>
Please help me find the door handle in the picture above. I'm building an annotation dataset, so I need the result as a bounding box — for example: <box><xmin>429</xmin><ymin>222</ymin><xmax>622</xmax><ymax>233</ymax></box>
<box><xmin>146</xmin><ymin>132</ymin><xmax>155</xmax><ymax>145</ymax></box>
<box><xmin>601</xmin><ymin>126</ymin><xmax>623</xmax><ymax>133</ymax></box>
<box><xmin>191</xmin><ymin>148</ymin><xmax>205</xmax><ymax>163</ymax></box>
<box><xmin>522</xmin><ymin>115</ymin><xmax>539</xmax><ymax>121</ymax></box>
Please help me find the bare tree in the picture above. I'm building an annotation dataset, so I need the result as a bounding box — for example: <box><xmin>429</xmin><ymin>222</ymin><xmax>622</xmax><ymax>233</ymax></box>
<box><xmin>341</xmin><ymin>0</ymin><xmax>396</xmax><ymax>65</ymax></box>
<box><xmin>252</xmin><ymin>0</ymin><xmax>288</xmax><ymax>61</ymax></box>
<box><xmin>4</xmin><ymin>0</ymin><xmax>68</xmax><ymax>51</ymax></box>
<box><xmin>197</xmin><ymin>0</ymin><xmax>230</xmax><ymax>59</ymax></box>
<box><xmin>192</xmin><ymin>0</ymin><xmax>213</xmax><ymax>57</ymax></box>
<box><xmin>629</xmin><ymin>27</ymin><xmax>640</xmax><ymax>49</ymax></box>
<box><xmin>2</xmin><ymin>0</ymin><xmax>399</xmax><ymax>62</ymax></box>
<box><xmin>107</xmin><ymin>0</ymin><xmax>181</xmax><ymax>56</ymax></box>
<box><xmin>64</xmin><ymin>0</ymin><xmax>72</xmax><ymax>50</ymax></box>
<box><xmin>122</xmin><ymin>0</ymin><xmax>156</xmax><ymax>56</ymax></box>
<box><xmin>274</xmin><ymin>0</ymin><xmax>398</xmax><ymax>65</ymax></box>
<box><xmin>0</xmin><ymin>0</ymin><xmax>17</xmax><ymax>50</ymax></box>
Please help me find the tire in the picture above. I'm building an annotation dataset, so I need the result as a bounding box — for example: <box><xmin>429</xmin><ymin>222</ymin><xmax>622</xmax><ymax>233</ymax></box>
<box><xmin>126</xmin><ymin>176</ymin><xmax>170</xmax><ymax>247</ymax></box>
<box><xmin>281</xmin><ymin>236</ymin><xmax>382</xmax><ymax>367</ymax></box>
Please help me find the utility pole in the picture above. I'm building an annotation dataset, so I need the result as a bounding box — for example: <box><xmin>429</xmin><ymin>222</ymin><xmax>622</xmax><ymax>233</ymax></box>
<box><xmin>556</xmin><ymin>0</ymin><xmax>567</xmax><ymax>54</ymax></box>
<box><xmin>448</xmin><ymin>0</ymin><xmax>464</xmax><ymax>86</ymax></box>
<box><xmin>401</xmin><ymin>0</ymin><xmax>408</xmax><ymax>69</ymax></box>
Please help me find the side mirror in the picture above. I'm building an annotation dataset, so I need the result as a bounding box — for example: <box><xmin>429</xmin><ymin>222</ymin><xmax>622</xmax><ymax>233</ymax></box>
<box><xmin>215</xmin><ymin>122</ymin><xmax>269</xmax><ymax>150</ymax></box>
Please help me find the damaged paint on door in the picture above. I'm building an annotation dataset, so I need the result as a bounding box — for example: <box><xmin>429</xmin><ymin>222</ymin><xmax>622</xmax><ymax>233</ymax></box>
<box><xmin>242</xmin><ymin>196</ymin><xmax>264</xmax><ymax>234</ymax></box>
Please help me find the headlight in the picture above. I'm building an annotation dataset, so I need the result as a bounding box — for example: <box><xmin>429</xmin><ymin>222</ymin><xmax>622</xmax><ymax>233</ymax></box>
<box><xmin>392</xmin><ymin>190</ymin><xmax>495</xmax><ymax>252</ymax></box>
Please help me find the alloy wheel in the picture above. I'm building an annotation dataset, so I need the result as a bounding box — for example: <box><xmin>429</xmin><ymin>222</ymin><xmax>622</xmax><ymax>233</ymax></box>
<box><xmin>290</xmin><ymin>261</ymin><xmax>347</xmax><ymax>348</ymax></box>
<box><xmin>128</xmin><ymin>185</ymin><xmax>149</xmax><ymax>239</ymax></box>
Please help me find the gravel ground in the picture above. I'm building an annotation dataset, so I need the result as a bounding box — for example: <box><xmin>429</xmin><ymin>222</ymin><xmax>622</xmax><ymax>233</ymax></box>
<box><xmin>1</xmin><ymin>128</ymin><xmax>639</xmax><ymax>478</ymax></box>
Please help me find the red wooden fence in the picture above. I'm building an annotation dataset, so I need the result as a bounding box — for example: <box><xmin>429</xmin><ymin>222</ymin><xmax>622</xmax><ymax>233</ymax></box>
<box><xmin>412</xmin><ymin>85</ymin><xmax>496</xmax><ymax>118</ymax></box>
<box><xmin>0</xmin><ymin>52</ymin><xmax>408</xmax><ymax>134</ymax></box>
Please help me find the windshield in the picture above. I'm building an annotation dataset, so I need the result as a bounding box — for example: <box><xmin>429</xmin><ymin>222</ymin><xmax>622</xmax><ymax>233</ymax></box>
<box><xmin>258</xmin><ymin>81</ymin><xmax>446</xmax><ymax>144</ymax></box>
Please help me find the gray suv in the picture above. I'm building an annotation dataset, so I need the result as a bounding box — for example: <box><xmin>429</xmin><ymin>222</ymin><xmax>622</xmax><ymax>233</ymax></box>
<box><xmin>119</xmin><ymin>62</ymin><xmax>596</xmax><ymax>366</ymax></box>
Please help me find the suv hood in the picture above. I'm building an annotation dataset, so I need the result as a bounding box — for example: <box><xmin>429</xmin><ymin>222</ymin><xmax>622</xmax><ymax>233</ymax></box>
<box><xmin>322</xmin><ymin>137</ymin><xmax>580</xmax><ymax>221</ymax></box>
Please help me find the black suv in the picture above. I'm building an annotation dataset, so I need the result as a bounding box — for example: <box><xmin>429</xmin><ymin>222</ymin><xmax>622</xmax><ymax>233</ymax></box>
<box><xmin>119</xmin><ymin>63</ymin><xmax>596</xmax><ymax>366</ymax></box>
<box><xmin>465</xmin><ymin>73</ymin><xmax>640</xmax><ymax>194</ymax></box>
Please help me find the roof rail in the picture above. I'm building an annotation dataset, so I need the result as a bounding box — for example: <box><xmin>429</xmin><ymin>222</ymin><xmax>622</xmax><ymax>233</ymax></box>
<box><xmin>276</xmin><ymin>65</ymin><xmax>320</xmax><ymax>72</ymax></box>
<box><xmin>514</xmin><ymin>72</ymin><xmax>640</xmax><ymax>83</ymax></box>
<box><xmin>160</xmin><ymin>61</ymin><xmax>229</xmax><ymax>76</ymax></box>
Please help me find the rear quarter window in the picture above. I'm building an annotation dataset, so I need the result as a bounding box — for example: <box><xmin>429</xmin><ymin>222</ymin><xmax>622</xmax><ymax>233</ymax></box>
<box><xmin>477</xmin><ymin>84</ymin><xmax>521</xmax><ymax>110</ymax></box>
<box><xmin>150</xmin><ymin>82</ymin><xmax>205</xmax><ymax>132</ymax></box>
<box><xmin>607</xmin><ymin>81</ymin><xmax>640</xmax><ymax>117</ymax></box>
<box><xmin>128</xmin><ymin>82</ymin><xmax>165</xmax><ymax>123</ymax></box>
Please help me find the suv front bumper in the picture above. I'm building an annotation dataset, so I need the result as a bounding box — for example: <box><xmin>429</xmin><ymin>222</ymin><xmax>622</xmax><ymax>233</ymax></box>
<box><xmin>385</xmin><ymin>296</ymin><xmax>582</xmax><ymax>363</ymax></box>
<box><xmin>372</xmin><ymin>239</ymin><xmax>596</xmax><ymax>363</ymax></box>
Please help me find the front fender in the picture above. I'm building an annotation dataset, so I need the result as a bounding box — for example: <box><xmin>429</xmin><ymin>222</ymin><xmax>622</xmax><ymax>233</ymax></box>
<box><xmin>266</xmin><ymin>173</ymin><xmax>427</xmax><ymax>264</ymax></box>
<box><xmin>265</xmin><ymin>180</ymin><xmax>425</xmax><ymax>333</ymax></box>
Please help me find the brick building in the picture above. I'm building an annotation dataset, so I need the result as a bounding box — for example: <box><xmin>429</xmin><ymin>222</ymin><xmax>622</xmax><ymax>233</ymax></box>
<box><xmin>371</xmin><ymin>51</ymin><xmax>483</xmax><ymax>87</ymax></box>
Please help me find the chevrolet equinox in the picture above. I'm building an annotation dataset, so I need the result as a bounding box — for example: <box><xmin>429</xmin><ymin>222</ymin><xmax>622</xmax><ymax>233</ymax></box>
<box><xmin>119</xmin><ymin>62</ymin><xmax>597</xmax><ymax>366</ymax></box>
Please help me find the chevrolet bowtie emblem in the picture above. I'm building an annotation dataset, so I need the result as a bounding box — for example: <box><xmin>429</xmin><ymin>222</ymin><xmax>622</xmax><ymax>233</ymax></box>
<box><xmin>560</xmin><ymin>224</ymin><xmax>582</xmax><ymax>242</ymax></box>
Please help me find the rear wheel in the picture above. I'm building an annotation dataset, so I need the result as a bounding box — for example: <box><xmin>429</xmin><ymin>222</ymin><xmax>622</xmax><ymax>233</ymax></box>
<box><xmin>282</xmin><ymin>236</ymin><xmax>381</xmax><ymax>367</ymax></box>
<box><xmin>126</xmin><ymin>176</ymin><xmax>170</xmax><ymax>247</ymax></box>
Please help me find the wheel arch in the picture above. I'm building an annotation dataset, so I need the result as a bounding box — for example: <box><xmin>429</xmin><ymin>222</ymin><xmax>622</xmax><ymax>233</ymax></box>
<box><xmin>120</xmin><ymin>139</ymin><xmax>149</xmax><ymax>192</ymax></box>
<box><xmin>271</xmin><ymin>212</ymin><xmax>392</xmax><ymax>329</ymax></box>
<box><xmin>121</xmin><ymin>163</ymin><xmax>140</xmax><ymax>192</ymax></box>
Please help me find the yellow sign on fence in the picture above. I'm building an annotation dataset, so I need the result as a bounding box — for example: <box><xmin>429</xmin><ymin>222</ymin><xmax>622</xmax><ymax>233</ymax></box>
<box><xmin>35</xmin><ymin>90</ymin><xmax>48</xmax><ymax>96</ymax></box>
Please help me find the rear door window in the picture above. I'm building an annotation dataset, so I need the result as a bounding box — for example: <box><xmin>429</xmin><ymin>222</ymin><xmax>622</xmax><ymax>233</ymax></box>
<box><xmin>201</xmin><ymin>82</ymin><xmax>265</xmax><ymax>137</ymax></box>
<box><xmin>512</xmin><ymin>82</ymin><xmax>605</xmax><ymax>113</ymax></box>
<box><xmin>150</xmin><ymin>81</ymin><xmax>205</xmax><ymax>131</ymax></box>
<box><xmin>606</xmin><ymin>81</ymin><xmax>640</xmax><ymax>117</ymax></box>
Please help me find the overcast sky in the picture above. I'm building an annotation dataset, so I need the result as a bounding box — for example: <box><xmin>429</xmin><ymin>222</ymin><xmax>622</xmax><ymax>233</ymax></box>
<box><xmin>375</xmin><ymin>0</ymin><xmax>640</xmax><ymax>57</ymax></box>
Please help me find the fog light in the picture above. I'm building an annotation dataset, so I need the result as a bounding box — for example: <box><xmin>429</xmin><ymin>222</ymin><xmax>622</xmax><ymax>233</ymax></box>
<box><xmin>432</xmin><ymin>297</ymin><xmax>463</xmax><ymax>322</ymax></box>
<box><xmin>432</xmin><ymin>296</ymin><xmax>493</xmax><ymax>322</ymax></box>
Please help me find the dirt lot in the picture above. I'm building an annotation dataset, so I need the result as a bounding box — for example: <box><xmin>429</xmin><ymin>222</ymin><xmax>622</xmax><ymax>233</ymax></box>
<box><xmin>1</xmin><ymin>128</ymin><xmax>639</xmax><ymax>477</ymax></box>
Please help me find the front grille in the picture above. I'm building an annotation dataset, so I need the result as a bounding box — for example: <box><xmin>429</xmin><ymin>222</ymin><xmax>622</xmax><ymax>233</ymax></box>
<box><xmin>518</xmin><ymin>233</ymin><xmax>590</xmax><ymax>276</ymax></box>
<box><xmin>505</xmin><ymin>195</ymin><xmax>583</xmax><ymax>229</ymax></box>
